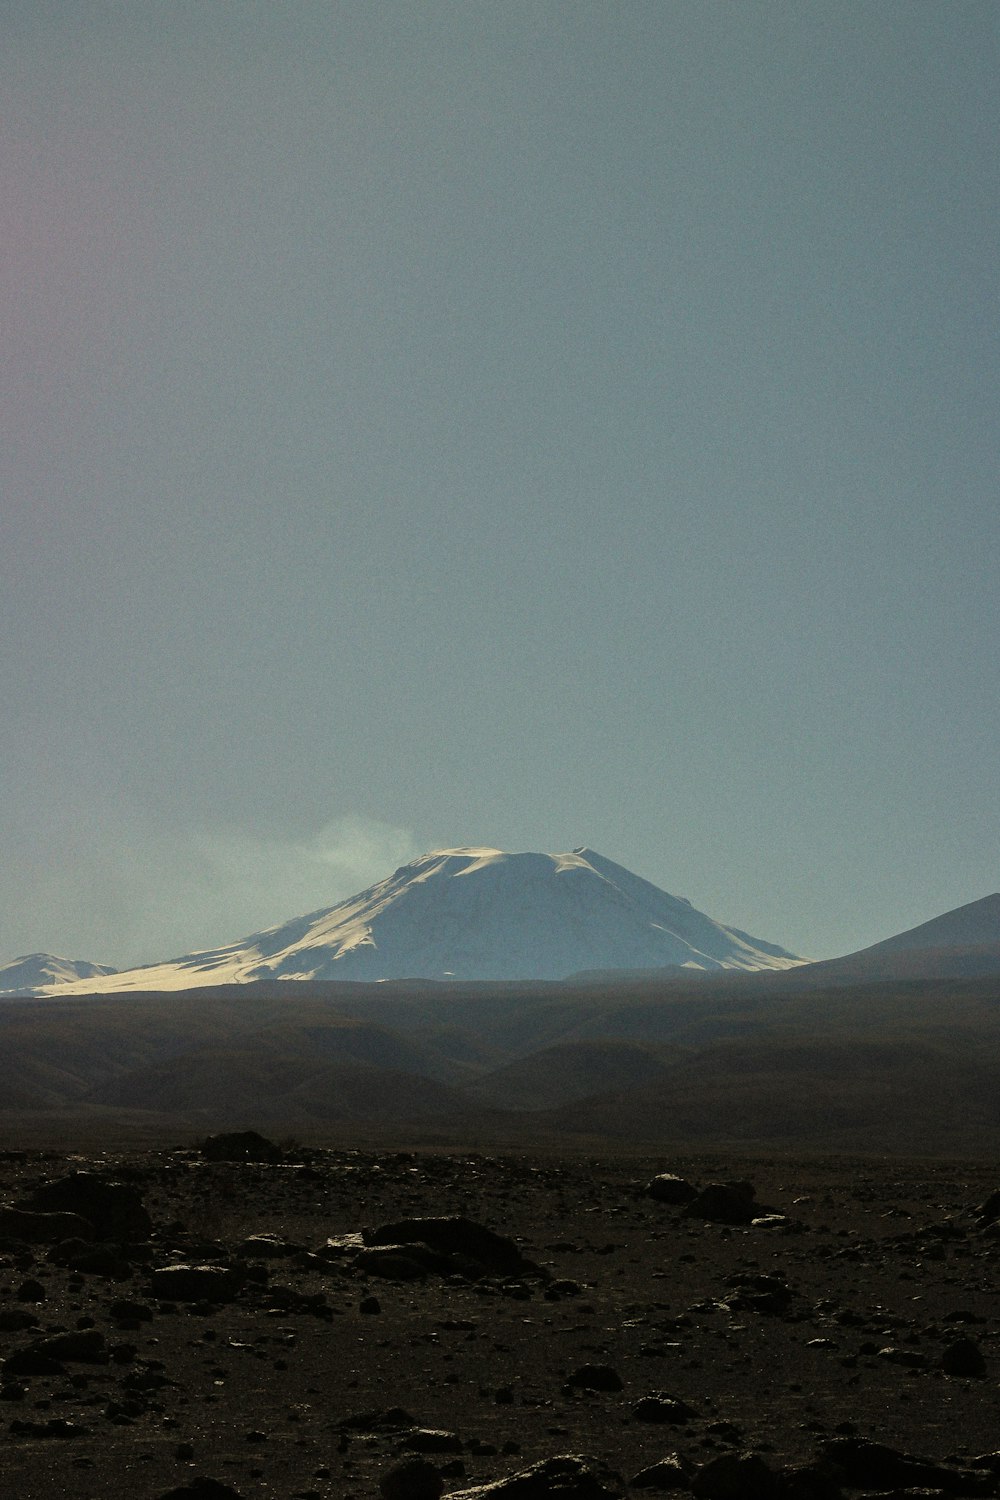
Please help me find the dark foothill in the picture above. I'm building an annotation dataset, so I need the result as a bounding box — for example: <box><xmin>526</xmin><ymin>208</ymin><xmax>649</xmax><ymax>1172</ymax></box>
<box><xmin>201</xmin><ymin>1131</ymin><xmax>283</xmax><ymax>1163</ymax></box>
<box><xmin>645</xmin><ymin>1174</ymin><xmax>697</xmax><ymax>1205</ymax></box>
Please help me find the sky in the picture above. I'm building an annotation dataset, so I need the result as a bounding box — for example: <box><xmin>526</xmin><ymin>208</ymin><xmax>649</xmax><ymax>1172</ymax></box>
<box><xmin>1</xmin><ymin>0</ymin><xmax>997</xmax><ymax>969</ymax></box>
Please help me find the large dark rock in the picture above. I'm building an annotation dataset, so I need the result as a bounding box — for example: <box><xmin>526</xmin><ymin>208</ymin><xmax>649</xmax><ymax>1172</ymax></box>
<box><xmin>381</xmin><ymin>1456</ymin><xmax>445</xmax><ymax>1500</ymax></box>
<box><xmin>201</xmin><ymin>1131</ymin><xmax>282</xmax><ymax>1164</ymax></box>
<box><xmin>148</xmin><ymin>1264</ymin><xmax>245</xmax><ymax>1302</ymax></box>
<box><xmin>0</xmin><ymin>1205</ymin><xmax>93</xmax><ymax>1243</ymax></box>
<box><xmin>941</xmin><ymin>1336</ymin><xmax>986</xmax><ymax>1377</ymax></box>
<box><xmin>819</xmin><ymin>1438</ymin><xmax>973</xmax><ymax>1492</ymax></box>
<box><xmin>645</xmin><ymin>1174</ymin><xmax>697</xmax><ymax>1205</ymax></box>
<box><xmin>684</xmin><ymin>1181</ymin><xmax>757</xmax><ymax>1225</ymax></box>
<box><xmin>632</xmin><ymin>1393</ymin><xmax>698</xmax><ymax>1424</ymax></box>
<box><xmin>445</xmin><ymin>1454</ymin><xmax>625</xmax><ymax>1497</ymax></box>
<box><xmin>24</xmin><ymin>1172</ymin><xmax>151</xmax><ymax>1241</ymax></box>
<box><xmin>690</xmin><ymin>1453</ymin><xmax>781</xmax><ymax>1500</ymax></box>
<box><xmin>564</xmin><ymin>1364</ymin><xmax>624</xmax><ymax>1393</ymax></box>
<box><xmin>630</xmin><ymin>1454</ymin><xmax>694</xmax><ymax>1490</ymax></box>
<box><xmin>363</xmin><ymin>1216</ymin><xmax>538</xmax><ymax>1277</ymax></box>
<box><xmin>973</xmin><ymin>1189</ymin><xmax>1000</xmax><ymax>1225</ymax></box>
<box><xmin>156</xmin><ymin>1481</ymin><xmax>245</xmax><ymax>1500</ymax></box>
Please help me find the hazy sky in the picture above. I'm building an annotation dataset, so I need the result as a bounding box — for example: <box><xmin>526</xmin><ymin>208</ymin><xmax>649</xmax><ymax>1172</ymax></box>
<box><xmin>2</xmin><ymin>1</ymin><xmax>997</xmax><ymax>968</ymax></box>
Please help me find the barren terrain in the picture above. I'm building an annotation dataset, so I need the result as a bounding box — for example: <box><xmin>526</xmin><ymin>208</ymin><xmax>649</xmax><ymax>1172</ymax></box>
<box><xmin>1</xmin><ymin>1137</ymin><xmax>999</xmax><ymax>1499</ymax></box>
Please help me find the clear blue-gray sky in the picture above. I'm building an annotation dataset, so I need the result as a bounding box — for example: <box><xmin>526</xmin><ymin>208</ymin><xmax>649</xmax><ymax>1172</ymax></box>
<box><xmin>1</xmin><ymin>1</ymin><xmax>997</xmax><ymax>968</ymax></box>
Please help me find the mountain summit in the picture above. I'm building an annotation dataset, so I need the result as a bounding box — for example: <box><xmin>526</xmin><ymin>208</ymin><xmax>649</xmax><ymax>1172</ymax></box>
<box><xmin>30</xmin><ymin>847</ymin><xmax>805</xmax><ymax>993</ymax></box>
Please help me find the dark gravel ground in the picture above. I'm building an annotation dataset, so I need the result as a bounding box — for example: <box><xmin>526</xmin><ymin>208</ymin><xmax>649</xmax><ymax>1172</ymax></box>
<box><xmin>1</xmin><ymin>1142</ymin><xmax>999</xmax><ymax>1498</ymax></box>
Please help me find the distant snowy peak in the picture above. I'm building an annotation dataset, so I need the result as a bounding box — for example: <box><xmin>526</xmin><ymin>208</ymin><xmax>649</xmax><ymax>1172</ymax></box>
<box><xmin>33</xmin><ymin>847</ymin><xmax>806</xmax><ymax>994</ymax></box>
<box><xmin>0</xmin><ymin>953</ymin><xmax>119</xmax><ymax>996</ymax></box>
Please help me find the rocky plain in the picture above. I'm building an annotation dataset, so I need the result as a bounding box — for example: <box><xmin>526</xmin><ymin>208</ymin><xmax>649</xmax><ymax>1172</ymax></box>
<box><xmin>1</xmin><ymin>1131</ymin><xmax>1000</xmax><ymax>1500</ymax></box>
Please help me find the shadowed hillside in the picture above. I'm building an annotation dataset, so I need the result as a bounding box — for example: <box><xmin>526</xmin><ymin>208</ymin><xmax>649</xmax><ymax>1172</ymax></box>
<box><xmin>3</xmin><ymin>970</ymin><xmax>1000</xmax><ymax>1151</ymax></box>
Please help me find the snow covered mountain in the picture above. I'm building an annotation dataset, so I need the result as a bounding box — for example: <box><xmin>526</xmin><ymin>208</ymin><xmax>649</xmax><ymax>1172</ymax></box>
<box><xmin>28</xmin><ymin>847</ymin><xmax>805</xmax><ymax>994</ymax></box>
<box><xmin>0</xmin><ymin>953</ymin><xmax>119</xmax><ymax>996</ymax></box>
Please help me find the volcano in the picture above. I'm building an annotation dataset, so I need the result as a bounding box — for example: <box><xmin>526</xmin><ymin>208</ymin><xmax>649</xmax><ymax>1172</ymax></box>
<box><xmin>29</xmin><ymin>846</ymin><xmax>805</xmax><ymax>993</ymax></box>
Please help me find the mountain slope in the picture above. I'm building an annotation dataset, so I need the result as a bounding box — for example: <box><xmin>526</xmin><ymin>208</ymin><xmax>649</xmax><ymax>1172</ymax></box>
<box><xmin>0</xmin><ymin>953</ymin><xmax>118</xmax><ymax>995</ymax></box>
<box><xmin>36</xmin><ymin>847</ymin><xmax>805</xmax><ymax>992</ymax></box>
<box><xmin>786</xmin><ymin>894</ymin><xmax>1000</xmax><ymax>983</ymax></box>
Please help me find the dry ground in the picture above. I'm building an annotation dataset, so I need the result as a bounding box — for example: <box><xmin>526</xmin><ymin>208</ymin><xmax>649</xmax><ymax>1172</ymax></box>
<box><xmin>1</xmin><ymin>1142</ymin><xmax>999</xmax><ymax>1499</ymax></box>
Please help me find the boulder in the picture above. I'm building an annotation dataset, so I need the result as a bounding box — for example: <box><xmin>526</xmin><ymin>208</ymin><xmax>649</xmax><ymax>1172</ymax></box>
<box><xmin>563</xmin><ymin>1364</ymin><xmax>624</xmax><ymax>1393</ymax></box>
<box><xmin>645</xmin><ymin>1174</ymin><xmax>696</xmax><ymax>1205</ymax></box>
<box><xmin>201</xmin><ymin>1131</ymin><xmax>282</xmax><ymax>1164</ymax></box>
<box><xmin>633</xmin><ymin>1393</ymin><xmax>698</xmax><ymax>1424</ymax></box>
<box><xmin>24</xmin><ymin>1173</ymin><xmax>151</xmax><ymax>1241</ymax></box>
<box><xmin>684</xmin><ymin>1182</ymin><xmax>757</xmax><ymax>1225</ymax></box>
<box><xmin>381</xmin><ymin>1457</ymin><xmax>445</xmax><ymax>1500</ymax></box>
<box><xmin>148</xmin><ymin>1264</ymin><xmax>245</xmax><ymax>1303</ymax></box>
<box><xmin>0</xmin><ymin>1205</ymin><xmax>93</xmax><ymax>1243</ymax></box>
<box><xmin>363</xmin><ymin>1217</ymin><xmax>538</xmax><ymax>1278</ymax></box>
<box><xmin>630</xmin><ymin>1455</ymin><xmax>694</xmax><ymax>1489</ymax></box>
<box><xmin>690</xmin><ymin>1453</ymin><xmax>781</xmax><ymax>1500</ymax></box>
<box><xmin>941</xmin><ymin>1337</ymin><xmax>986</xmax><ymax>1377</ymax></box>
